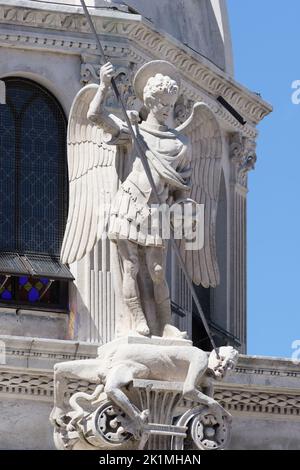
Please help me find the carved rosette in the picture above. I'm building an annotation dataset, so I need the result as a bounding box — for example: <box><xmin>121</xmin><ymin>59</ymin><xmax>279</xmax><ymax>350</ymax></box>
<box><xmin>230</xmin><ymin>132</ymin><xmax>257</xmax><ymax>188</ymax></box>
<box><xmin>52</xmin><ymin>380</ymin><xmax>232</xmax><ymax>451</ymax></box>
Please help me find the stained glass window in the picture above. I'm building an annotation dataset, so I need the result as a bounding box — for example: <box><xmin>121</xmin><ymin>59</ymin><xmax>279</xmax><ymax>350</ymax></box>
<box><xmin>0</xmin><ymin>276</ymin><xmax>13</xmax><ymax>301</ymax></box>
<box><xmin>0</xmin><ymin>78</ymin><xmax>70</xmax><ymax>309</ymax></box>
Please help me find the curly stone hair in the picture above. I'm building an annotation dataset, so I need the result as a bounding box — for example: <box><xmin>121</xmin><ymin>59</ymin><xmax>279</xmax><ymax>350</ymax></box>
<box><xmin>143</xmin><ymin>73</ymin><xmax>179</xmax><ymax>109</ymax></box>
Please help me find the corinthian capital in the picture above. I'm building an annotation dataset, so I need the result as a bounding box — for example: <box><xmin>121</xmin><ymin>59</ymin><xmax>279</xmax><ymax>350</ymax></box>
<box><xmin>230</xmin><ymin>132</ymin><xmax>257</xmax><ymax>187</ymax></box>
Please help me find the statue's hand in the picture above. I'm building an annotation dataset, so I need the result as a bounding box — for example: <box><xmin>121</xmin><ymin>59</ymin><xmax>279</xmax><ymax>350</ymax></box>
<box><xmin>119</xmin><ymin>409</ymin><xmax>149</xmax><ymax>440</ymax></box>
<box><xmin>100</xmin><ymin>62</ymin><xmax>115</xmax><ymax>86</ymax></box>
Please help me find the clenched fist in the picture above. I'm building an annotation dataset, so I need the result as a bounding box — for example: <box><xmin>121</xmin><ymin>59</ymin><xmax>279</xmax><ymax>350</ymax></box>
<box><xmin>100</xmin><ymin>62</ymin><xmax>115</xmax><ymax>86</ymax></box>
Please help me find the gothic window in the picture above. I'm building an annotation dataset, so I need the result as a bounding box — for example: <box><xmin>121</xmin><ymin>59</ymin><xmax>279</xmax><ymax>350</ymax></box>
<box><xmin>0</xmin><ymin>78</ymin><xmax>73</xmax><ymax>310</ymax></box>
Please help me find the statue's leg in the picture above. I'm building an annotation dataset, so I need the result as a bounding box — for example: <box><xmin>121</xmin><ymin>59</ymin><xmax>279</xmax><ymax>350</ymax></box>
<box><xmin>117</xmin><ymin>239</ymin><xmax>150</xmax><ymax>336</ymax></box>
<box><xmin>181</xmin><ymin>348</ymin><xmax>208</xmax><ymax>399</ymax></box>
<box><xmin>145</xmin><ymin>246</ymin><xmax>186</xmax><ymax>338</ymax></box>
<box><xmin>145</xmin><ymin>246</ymin><xmax>171</xmax><ymax>333</ymax></box>
<box><xmin>50</xmin><ymin>359</ymin><xmax>104</xmax><ymax>426</ymax></box>
<box><xmin>181</xmin><ymin>348</ymin><xmax>220</xmax><ymax>413</ymax></box>
<box><xmin>104</xmin><ymin>362</ymin><xmax>150</xmax><ymax>438</ymax></box>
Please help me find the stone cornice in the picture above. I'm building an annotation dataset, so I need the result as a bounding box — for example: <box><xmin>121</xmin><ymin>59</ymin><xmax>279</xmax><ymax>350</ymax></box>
<box><xmin>0</xmin><ymin>334</ymin><xmax>99</xmax><ymax>370</ymax></box>
<box><xmin>0</xmin><ymin>1</ymin><xmax>272</xmax><ymax>128</ymax></box>
<box><xmin>214</xmin><ymin>384</ymin><xmax>300</xmax><ymax>419</ymax></box>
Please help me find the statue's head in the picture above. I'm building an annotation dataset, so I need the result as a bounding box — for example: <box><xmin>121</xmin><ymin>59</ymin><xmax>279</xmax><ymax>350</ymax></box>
<box><xmin>133</xmin><ymin>60</ymin><xmax>180</xmax><ymax>125</ymax></box>
<box><xmin>143</xmin><ymin>74</ymin><xmax>179</xmax><ymax>124</ymax></box>
<box><xmin>207</xmin><ymin>346</ymin><xmax>239</xmax><ymax>381</ymax></box>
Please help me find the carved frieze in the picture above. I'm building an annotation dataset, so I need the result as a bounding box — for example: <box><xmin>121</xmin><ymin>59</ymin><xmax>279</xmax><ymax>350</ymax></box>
<box><xmin>0</xmin><ymin>4</ymin><xmax>272</xmax><ymax>127</ymax></box>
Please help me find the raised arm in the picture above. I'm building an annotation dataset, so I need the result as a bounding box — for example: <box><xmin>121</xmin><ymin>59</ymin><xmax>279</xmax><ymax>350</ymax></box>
<box><xmin>87</xmin><ymin>62</ymin><xmax>125</xmax><ymax>139</ymax></box>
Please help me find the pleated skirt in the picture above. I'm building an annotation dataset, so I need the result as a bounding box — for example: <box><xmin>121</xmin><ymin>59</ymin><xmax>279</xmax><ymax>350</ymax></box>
<box><xmin>108</xmin><ymin>184</ymin><xmax>165</xmax><ymax>247</ymax></box>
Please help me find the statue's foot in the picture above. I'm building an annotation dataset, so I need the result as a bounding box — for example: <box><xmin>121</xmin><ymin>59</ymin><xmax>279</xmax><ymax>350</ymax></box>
<box><xmin>162</xmin><ymin>324</ymin><xmax>187</xmax><ymax>339</ymax></box>
<box><xmin>135</xmin><ymin>320</ymin><xmax>150</xmax><ymax>337</ymax></box>
<box><xmin>132</xmin><ymin>409</ymin><xmax>149</xmax><ymax>439</ymax></box>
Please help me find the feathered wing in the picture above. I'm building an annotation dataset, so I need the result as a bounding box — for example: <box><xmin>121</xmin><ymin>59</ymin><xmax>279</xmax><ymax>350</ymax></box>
<box><xmin>176</xmin><ymin>103</ymin><xmax>223</xmax><ymax>288</ymax></box>
<box><xmin>61</xmin><ymin>84</ymin><xmax>116</xmax><ymax>265</ymax></box>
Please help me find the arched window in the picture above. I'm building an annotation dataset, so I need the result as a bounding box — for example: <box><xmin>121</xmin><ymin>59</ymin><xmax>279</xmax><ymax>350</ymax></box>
<box><xmin>0</xmin><ymin>78</ymin><xmax>73</xmax><ymax>309</ymax></box>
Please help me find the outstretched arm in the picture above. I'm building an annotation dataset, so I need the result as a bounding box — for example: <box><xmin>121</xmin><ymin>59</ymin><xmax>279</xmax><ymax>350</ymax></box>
<box><xmin>87</xmin><ymin>62</ymin><xmax>125</xmax><ymax>139</ymax></box>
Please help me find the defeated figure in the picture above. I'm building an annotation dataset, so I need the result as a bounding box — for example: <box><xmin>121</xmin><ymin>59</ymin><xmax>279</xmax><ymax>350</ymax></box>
<box><xmin>50</xmin><ymin>343</ymin><xmax>238</xmax><ymax>439</ymax></box>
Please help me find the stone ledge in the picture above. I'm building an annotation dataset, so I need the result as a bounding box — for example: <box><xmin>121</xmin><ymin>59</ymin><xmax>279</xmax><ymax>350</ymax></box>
<box><xmin>0</xmin><ymin>334</ymin><xmax>99</xmax><ymax>370</ymax></box>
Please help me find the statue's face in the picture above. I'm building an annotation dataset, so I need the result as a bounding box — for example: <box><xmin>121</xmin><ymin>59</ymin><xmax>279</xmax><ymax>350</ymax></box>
<box><xmin>208</xmin><ymin>346</ymin><xmax>239</xmax><ymax>381</ymax></box>
<box><xmin>213</xmin><ymin>358</ymin><xmax>236</xmax><ymax>380</ymax></box>
<box><xmin>148</xmin><ymin>91</ymin><xmax>177</xmax><ymax>125</ymax></box>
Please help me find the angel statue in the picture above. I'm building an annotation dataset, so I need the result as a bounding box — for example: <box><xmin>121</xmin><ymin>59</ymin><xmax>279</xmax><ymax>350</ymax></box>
<box><xmin>61</xmin><ymin>60</ymin><xmax>223</xmax><ymax>339</ymax></box>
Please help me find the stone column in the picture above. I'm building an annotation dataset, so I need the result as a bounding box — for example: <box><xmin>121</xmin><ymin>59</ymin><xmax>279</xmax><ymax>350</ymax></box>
<box><xmin>229</xmin><ymin>133</ymin><xmax>257</xmax><ymax>353</ymax></box>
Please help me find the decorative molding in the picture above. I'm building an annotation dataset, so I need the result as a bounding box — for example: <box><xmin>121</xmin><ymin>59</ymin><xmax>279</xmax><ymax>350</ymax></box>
<box><xmin>0</xmin><ymin>29</ymin><xmax>259</xmax><ymax>138</ymax></box>
<box><xmin>0</xmin><ymin>367</ymin><xmax>95</xmax><ymax>401</ymax></box>
<box><xmin>0</xmin><ymin>3</ymin><xmax>272</xmax><ymax>128</ymax></box>
<box><xmin>0</xmin><ymin>368</ymin><xmax>53</xmax><ymax>400</ymax></box>
<box><xmin>235</xmin><ymin>366</ymin><xmax>300</xmax><ymax>379</ymax></box>
<box><xmin>214</xmin><ymin>386</ymin><xmax>300</xmax><ymax>417</ymax></box>
<box><xmin>1</xmin><ymin>366</ymin><xmax>300</xmax><ymax>421</ymax></box>
<box><xmin>230</xmin><ymin>132</ymin><xmax>257</xmax><ymax>188</ymax></box>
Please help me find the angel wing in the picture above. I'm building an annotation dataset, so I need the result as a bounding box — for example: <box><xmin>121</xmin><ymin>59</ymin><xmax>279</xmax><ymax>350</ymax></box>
<box><xmin>176</xmin><ymin>102</ymin><xmax>223</xmax><ymax>288</ymax></box>
<box><xmin>61</xmin><ymin>84</ymin><xmax>117</xmax><ymax>265</ymax></box>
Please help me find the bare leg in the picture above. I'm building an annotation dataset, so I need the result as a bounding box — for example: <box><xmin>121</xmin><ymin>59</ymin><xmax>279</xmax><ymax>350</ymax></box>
<box><xmin>118</xmin><ymin>239</ymin><xmax>150</xmax><ymax>336</ymax></box>
<box><xmin>146</xmin><ymin>246</ymin><xmax>186</xmax><ymax>338</ymax></box>
<box><xmin>105</xmin><ymin>362</ymin><xmax>150</xmax><ymax>438</ymax></box>
<box><xmin>145</xmin><ymin>246</ymin><xmax>171</xmax><ymax>331</ymax></box>
<box><xmin>181</xmin><ymin>348</ymin><xmax>224</xmax><ymax>417</ymax></box>
<box><xmin>181</xmin><ymin>348</ymin><xmax>210</xmax><ymax>401</ymax></box>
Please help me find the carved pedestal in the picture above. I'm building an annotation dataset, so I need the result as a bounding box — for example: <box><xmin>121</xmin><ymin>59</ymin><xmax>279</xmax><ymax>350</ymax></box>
<box><xmin>52</xmin><ymin>337</ymin><xmax>233</xmax><ymax>451</ymax></box>
<box><xmin>54</xmin><ymin>381</ymin><xmax>231</xmax><ymax>451</ymax></box>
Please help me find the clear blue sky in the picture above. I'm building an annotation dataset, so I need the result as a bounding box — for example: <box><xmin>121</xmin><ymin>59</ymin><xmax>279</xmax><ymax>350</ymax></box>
<box><xmin>227</xmin><ymin>0</ymin><xmax>300</xmax><ymax>358</ymax></box>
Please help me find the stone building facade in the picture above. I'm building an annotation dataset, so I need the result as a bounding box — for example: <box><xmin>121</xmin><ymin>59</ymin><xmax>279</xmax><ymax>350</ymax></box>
<box><xmin>0</xmin><ymin>0</ymin><xmax>299</xmax><ymax>450</ymax></box>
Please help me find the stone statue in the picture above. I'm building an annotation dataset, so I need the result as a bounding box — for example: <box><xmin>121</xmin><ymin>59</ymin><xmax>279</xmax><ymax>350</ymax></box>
<box><xmin>60</xmin><ymin>60</ymin><xmax>223</xmax><ymax>339</ymax></box>
<box><xmin>51</xmin><ymin>60</ymin><xmax>236</xmax><ymax>451</ymax></box>
<box><xmin>50</xmin><ymin>340</ymin><xmax>238</xmax><ymax>450</ymax></box>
